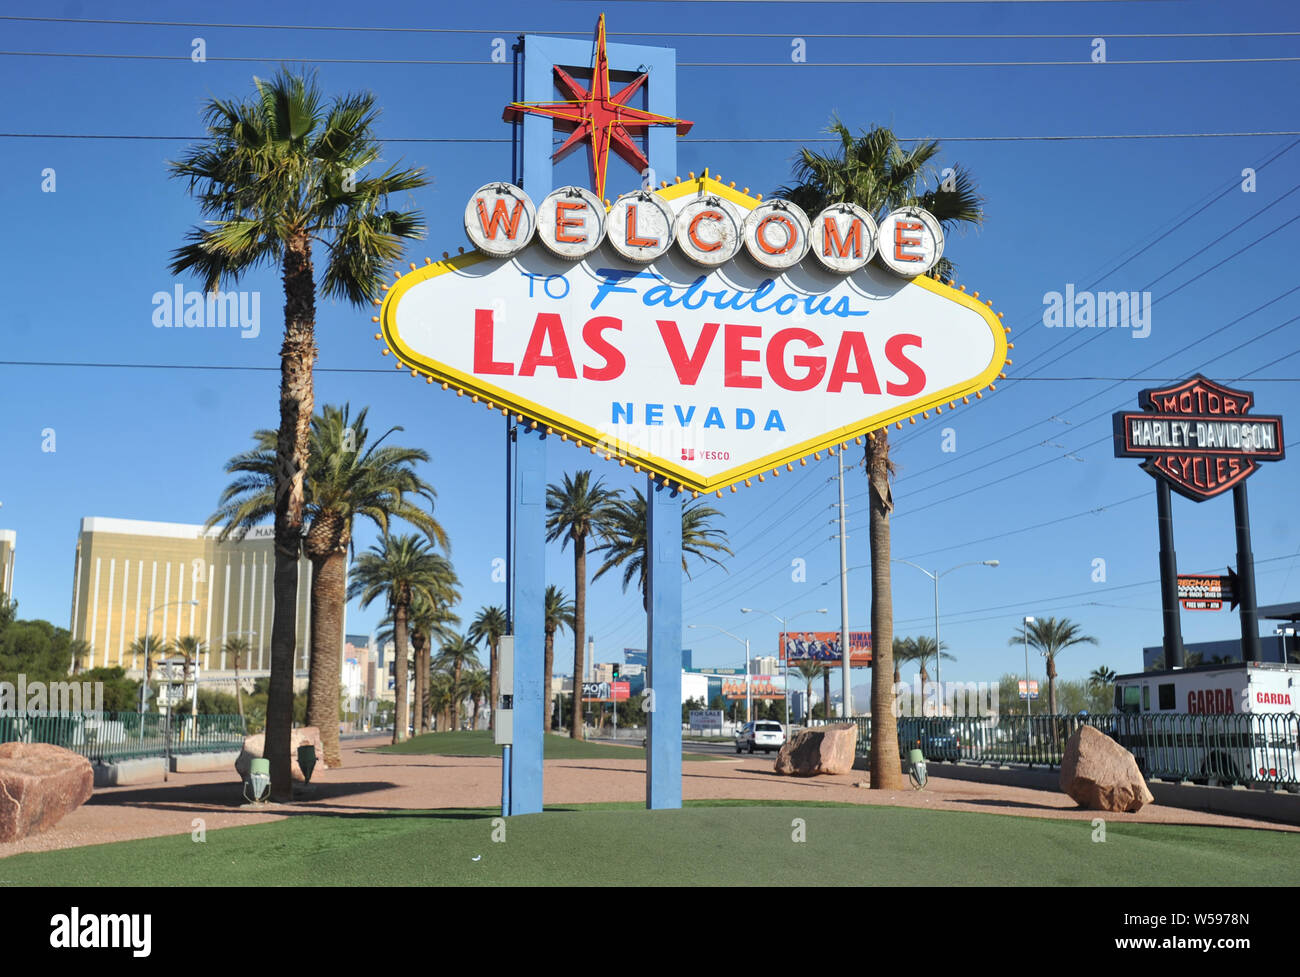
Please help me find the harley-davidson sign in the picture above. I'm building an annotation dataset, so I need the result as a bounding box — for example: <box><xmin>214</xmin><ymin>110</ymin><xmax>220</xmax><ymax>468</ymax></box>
<box><xmin>1112</xmin><ymin>375</ymin><xmax>1284</xmax><ymax>501</ymax></box>
<box><xmin>379</xmin><ymin>175</ymin><xmax>1007</xmax><ymax>494</ymax></box>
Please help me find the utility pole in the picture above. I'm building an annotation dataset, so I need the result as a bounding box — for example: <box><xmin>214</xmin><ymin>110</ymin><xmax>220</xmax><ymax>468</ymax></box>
<box><xmin>836</xmin><ymin>450</ymin><xmax>852</xmax><ymax>717</ymax></box>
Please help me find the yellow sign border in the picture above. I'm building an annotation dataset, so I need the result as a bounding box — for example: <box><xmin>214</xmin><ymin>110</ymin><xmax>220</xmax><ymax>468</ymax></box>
<box><xmin>378</xmin><ymin>175</ymin><xmax>1008</xmax><ymax>494</ymax></box>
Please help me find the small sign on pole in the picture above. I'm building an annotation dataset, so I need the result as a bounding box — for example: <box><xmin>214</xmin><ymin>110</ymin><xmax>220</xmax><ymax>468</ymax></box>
<box><xmin>1018</xmin><ymin>680</ymin><xmax>1039</xmax><ymax>700</ymax></box>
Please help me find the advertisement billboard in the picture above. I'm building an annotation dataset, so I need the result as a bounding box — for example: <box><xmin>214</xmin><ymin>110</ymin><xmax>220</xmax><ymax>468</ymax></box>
<box><xmin>779</xmin><ymin>630</ymin><xmax>872</xmax><ymax>667</ymax></box>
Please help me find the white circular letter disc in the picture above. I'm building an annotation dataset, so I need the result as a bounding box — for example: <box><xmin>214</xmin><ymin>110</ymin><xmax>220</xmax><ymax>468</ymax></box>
<box><xmin>674</xmin><ymin>199</ymin><xmax>742</xmax><ymax>267</ymax></box>
<box><xmin>877</xmin><ymin>207</ymin><xmax>945</xmax><ymax>277</ymax></box>
<box><xmin>743</xmin><ymin>201</ymin><xmax>811</xmax><ymax>271</ymax></box>
<box><xmin>606</xmin><ymin>191</ymin><xmax>675</xmax><ymax>263</ymax></box>
<box><xmin>464</xmin><ymin>183</ymin><xmax>536</xmax><ymax>257</ymax></box>
<box><xmin>536</xmin><ymin>186</ymin><xmax>607</xmax><ymax>261</ymax></box>
<box><xmin>811</xmin><ymin>203</ymin><xmax>878</xmax><ymax>274</ymax></box>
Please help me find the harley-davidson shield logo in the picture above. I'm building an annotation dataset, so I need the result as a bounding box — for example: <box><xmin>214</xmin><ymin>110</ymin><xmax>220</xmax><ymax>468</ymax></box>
<box><xmin>1112</xmin><ymin>374</ymin><xmax>1284</xmax><ymax>501</ymax></box>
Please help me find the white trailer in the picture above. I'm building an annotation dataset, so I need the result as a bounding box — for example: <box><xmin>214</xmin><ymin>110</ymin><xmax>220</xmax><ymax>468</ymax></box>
<box><xmin>1112</xmin><ymin>661</ymin><xmax>1300</xmax><ymax>786</ymax></box>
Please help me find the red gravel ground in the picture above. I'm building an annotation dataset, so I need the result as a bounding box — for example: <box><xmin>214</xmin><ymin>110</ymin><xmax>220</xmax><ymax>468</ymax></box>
<box><xmin>1</xmin><ymin>735</ymin><xmax>1294</xmax><ymax>858</ymax></box>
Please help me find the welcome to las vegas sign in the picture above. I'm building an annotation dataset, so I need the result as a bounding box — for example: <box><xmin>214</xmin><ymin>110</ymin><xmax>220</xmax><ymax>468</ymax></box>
<box><xmin>375</xmin><ymin>173</ymin><xmax>1009</xmax><ymax>495</ymax></box>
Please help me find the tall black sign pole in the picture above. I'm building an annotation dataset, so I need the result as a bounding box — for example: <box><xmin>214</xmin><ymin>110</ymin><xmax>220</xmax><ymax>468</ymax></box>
<box><xmin>1233</xmin><ymin>483</ymin><xmax>1263</xmax><ymax>662</ymax></box>
<box><xmin>1154</xmin><ymin>476</ymin><xmax>1186</xmax><ymax>668</ymax></box>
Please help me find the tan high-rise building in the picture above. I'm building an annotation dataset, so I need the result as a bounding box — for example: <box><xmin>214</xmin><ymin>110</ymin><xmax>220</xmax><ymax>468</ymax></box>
<box><xmin>69</xmin><ymin>517</ymin><xmax>318</xmax><ymax>682</ymax></box>
<box><xmin>0</xmin><ymin>530</ymin><xmax>14</xmax><ymax>600</ymax></box>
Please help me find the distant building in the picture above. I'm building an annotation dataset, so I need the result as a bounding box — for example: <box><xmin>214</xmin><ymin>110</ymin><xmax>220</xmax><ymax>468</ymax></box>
<box><xmin>68</xmin><ymin>517</ymin><xmax>318</xmax><ymax>686</ymax></box>
<box><xmin>0</xmin><ymin>530</ymin><xmax>14</xmax><ymax>600</ymax></box>
<box><xmin>752</xmin><ymin>655</ymin><xmax>779</xmax><ymax>675</ymax></box>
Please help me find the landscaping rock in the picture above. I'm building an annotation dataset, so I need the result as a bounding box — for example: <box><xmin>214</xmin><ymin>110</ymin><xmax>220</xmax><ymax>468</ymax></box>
<box><xmin>0</xmin><ymin>742</ymin><xmax>94</xmax><ymax>843</ymax></box>
<box><xmin>234</xmin><ymin>727</ymin><xmax>324</xmax><ymax>784</ymax></box>
<box><xmin>775</xmin><ymin>724</ymin><xmax>857</xmax><ymax>776</ymax></box>
<box><xmin>1060</xmin><ymin>725</ymin><xmax>1154</xmax><ymax>813</ymax></box>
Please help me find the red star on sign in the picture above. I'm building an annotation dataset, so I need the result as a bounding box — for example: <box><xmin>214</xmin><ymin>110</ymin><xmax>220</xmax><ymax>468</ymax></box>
<box><xmin>503</xmin><ymin>14</ymin><xmax>693</xmax><ymax>201</ymax></box>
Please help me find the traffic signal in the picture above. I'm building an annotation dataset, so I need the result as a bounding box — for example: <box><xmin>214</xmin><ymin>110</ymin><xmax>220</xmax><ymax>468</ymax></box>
<box><xmin>612</xmin><ymin>664</ymin><xmax>620</xmax><ymax>680</ymax></box>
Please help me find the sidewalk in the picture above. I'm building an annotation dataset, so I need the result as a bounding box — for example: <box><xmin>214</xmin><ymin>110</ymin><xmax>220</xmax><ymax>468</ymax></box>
<box><xmin>3</xmin><ymin>736</ymin><xmax>1294</xmax><ymax>859</ymax></box>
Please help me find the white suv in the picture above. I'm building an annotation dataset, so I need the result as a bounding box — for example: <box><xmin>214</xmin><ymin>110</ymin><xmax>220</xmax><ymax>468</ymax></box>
<box><xmin>735</xmin><ymin>721</ymin><xmax>786</xmax><ymax>754</ymax></box>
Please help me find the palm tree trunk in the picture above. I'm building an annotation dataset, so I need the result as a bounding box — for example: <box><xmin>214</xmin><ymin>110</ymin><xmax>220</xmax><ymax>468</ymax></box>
<box><xmin>235</xmin><ymin>657</ymin><xmax>244</xmax><ymax>723</ymax></box>
<box><xmin>488</xmin><ymin>638</ymin><xmax>499</xmax><ymax>731</ymax></box>
<box><xmin>306</xmin><ymin>546</ymin><xmax>347</xmax><ymax>768</ymax></box>
<box><xmin>452</xmin><ymin>662</ymin><xmax>462</xmax><ymax>731</ymax></box>
<box><xmin>393</xmin><ymin>603</ymin><xmax>410</xmax><ymax>744</ymax></box>
<box><xmin>412</xmin><ymin>631</ymin><xmax>427</xmax><ymax>736</ymax></box>
<box><xmin>1047</xmin><ymin>654</ymin><xmax>1059</xmax><ymax>716</ymax></box>
<box><xmin>543</xmin><ymin>629</ymin><xmax>555</xmax><ymax>733</ymax></box>
<box><xmin>867</xmin><ymin>433</ymin><xmax>903</xmax><ymax>790</ymax></box>
<box><xmin>822</xmin><ymin>665</ymin><xmax>831</xmax><ymax>721</ymax></box>
<box><xmin>267</xmin><ymin>229</ymin><xmax>316</xmax><ymax>802</ymax></box>
<box><xmin>571</xmin><ymin>535</ymin><xmax>586</xmax><ymax>740</ymax></box>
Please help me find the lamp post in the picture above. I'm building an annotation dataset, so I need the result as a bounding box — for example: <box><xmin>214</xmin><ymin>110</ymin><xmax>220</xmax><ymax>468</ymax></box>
<box><xmin>1023</xmin><ymin>616</ymin><xmax>1035</xmax><ymax>717</ymax></box>
<box><xmin>892</xmin><ymin>560</ymin><xmax>998</xmax><ymax>715</ymax></box>
<box><xmin>687</xmin><ymin>624</ymin><xmax>751</xmax><ymax>722</ymax></box>
<box><xmin>740</xmin><ymin>607</ymin><xmax>828</xmax><ymax>727</ymax></box>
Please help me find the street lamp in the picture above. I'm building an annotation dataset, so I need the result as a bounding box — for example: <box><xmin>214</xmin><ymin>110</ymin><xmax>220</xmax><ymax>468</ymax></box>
<box><xmin>1023</xmin><ymin>616</ymin><xmax>1035</xmax><ymax>717</ymax></box>
<box><xmin>688</xmin><ymin>624</ymin><xmax>751</xmax><ymax>722</ymax></box>
<box><xmin>740</xmin><ymin>607</ymin><xmax>828</xmax><ymax>727</ymax></box>
<box><xmin>892</xmin><ymin>560</ymin><xmax>998</xmax><ymax>715</ymax></box>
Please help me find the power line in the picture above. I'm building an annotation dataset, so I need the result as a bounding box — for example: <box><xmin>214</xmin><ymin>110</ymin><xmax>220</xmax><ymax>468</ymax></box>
<box><xmin>4</xmin><ymin>50</ymin><xmax>1299</xmax><ymax>67</ymax></box>
<box><xmin>7</xmin><ymin>130</ymin><xmax>1299</xmax><ymax>144</ymax></box>
<box><xmin>6</xmin><ymin>16</ymin><xmax>1298</xmax><ymax>39</ymax></box>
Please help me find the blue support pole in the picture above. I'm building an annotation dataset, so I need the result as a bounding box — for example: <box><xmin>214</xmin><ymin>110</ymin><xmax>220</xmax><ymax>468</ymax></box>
<box><xmin>510</xmin><ymin>428</ymin><xmax>546</xmax><ymax>814</ymax></box>
<box><xmin>646</xmin><ymin>477</ymin><xmax>682</xmax><ymax>810</ymax></box>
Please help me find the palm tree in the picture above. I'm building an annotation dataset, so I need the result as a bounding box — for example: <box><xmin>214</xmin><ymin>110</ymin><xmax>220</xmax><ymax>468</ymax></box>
<box><xmin>433</xmin><ymin>634</ymin><xmax>482</xmax><ymax>731</ymax></box>
<box><xmin>545</xmin><ymin>471</ymin><xmax>622</xmax><ymax>740</ymax></box>
<box><xmin>1088</xmin><ymin>666</ymin><xmax>1118</xmax><ymax>690</ymax></box>
<box><xmin>129</xmin><ymin>635</ymin><xmax>172</xmax><ymax>710</ymax></box>
<box><xmin>591</xmin><ymin>488</ymin><xmax>734</xmax><ymax>606</ymax></box>
<box><xmin>349</xmin><ymin>534</ymin><xmax>456</xmax><ymax>743</ymax></box>
<box><xmin>911</xmin><ymin>636</ymin><xmax>953</xmax><ymax>686</ymax></box>
<box><xmin>171</xmin><ymin>70</ymin><xmax>428</xmax><ymax>798</ymax></box>
<box><xmin>223</xmin><ymin>635</ymin><xmax>252</xmax><ymax>721</ymax></box>
<box><xmin>407</xmin><ymin>592</ymin><xmax>460</xmax><ymax>735</ymax></box>
<box><xmin>777</xmin><ymin>119</ymin><xmax>984</xmax><ymax>790</ymax></box>
<box><xmin>209</xmin><ymin>405</ymin><xmax>448</xmax><ymax>766</ymax></box>
<box><xmin>891</xmin><ymin>636</ymin><xmax>916</xmax><ymax>685</ymax></box>
<box><xmin>1008</xmin><ymin>617</ymin><xmax>1098</xmax><ymax>715</ymax></box>
<box><xmin>428</xmin><ymin>670</ymin><xmax>454</xmax><ymax>731</ymax></box>
<box><xmin>795</xmin><ymin>661</ymin><xmax>824</xmax><ymax>722</ymax></box>
<box><xmin>542</xmin><ymin>585</ymin><xmax>576</xmax><ymax>733</ymax></box>
<box><xmin>468</xmin><ymin>605</ymin><xmax>508</xmax><ymax>731</ymax></box>
<box><xmin>465</xmin><ymin>670</ymin><xmax>490</xmax><ymax>730</ymax></box>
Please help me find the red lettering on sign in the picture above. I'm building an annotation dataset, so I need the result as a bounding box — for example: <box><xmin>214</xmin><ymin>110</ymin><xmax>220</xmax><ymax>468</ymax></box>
<box><xmin>519</xmin><ymin>313</ymin><xmax>577</xmax><ymax>379</ymax></box>
<box><xmin>582</xmin><ymin>316</ymin><xmax>625</xmax><ymax>381</ymax></box>
<box><xmin>624</xmin><ymin>205</ymin><xmax>659</xmax><ymax>248</ymax></box>
<box><xmin>823</xmin><ymin>217</ymin><xmax>863</xmax><ymax>259</ymax></box>
<box><xmin>884</xmin><ymin>333</ymin><xmax>926</xmax><ymax>396</ymax></box>
<box><xmin>688</xmin><ymin>210</ymin><xmax>724</xmax><ymax>252</ymax></box>
<box><xmin>827</xmin><ymin>332</ymin><xmax>882</xmax><ymax>394</ymax></box>
<box><xmin>756</xmin><ymin>213</ymin><xmax>797</xmax><ymax>255</ymax></box>
<box><xmin>724</xmin><ymin>324</ymin><xmax>764</xmax><ymax>389</ymax></box>
<box><xmin>893</xmin><ymin>220</ymin><xmax>924</xmax><ymax>262</ymax></box>
<box><xmin>475</xmin><ymin>197</ymin><xmax>525</xmax><ymax>241</ymax></box>
<box><xmin>472</xmin><ymin>308</ymin><xmax>513</xmax><ymax>375</ymax></box>
<box><xmin>657</xmin><ymin>320</ymin><xmax>720</xmax><ymax>385</ymax></box>
<box><xmin>554</xmin><ymin>201</ymin><xmax>587</xmax><ymax>244</ymax></box>
<box><xmin>767</xmin><ymin>328</ymin><xmax>826</xmax><ymax>392</ymax></box>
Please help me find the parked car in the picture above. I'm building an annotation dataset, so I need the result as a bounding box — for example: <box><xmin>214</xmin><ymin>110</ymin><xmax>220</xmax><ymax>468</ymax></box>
<box><xmin>735</xmin><ymin>720</ymin><xmax>786</xmax><ymax>754</ymax></box>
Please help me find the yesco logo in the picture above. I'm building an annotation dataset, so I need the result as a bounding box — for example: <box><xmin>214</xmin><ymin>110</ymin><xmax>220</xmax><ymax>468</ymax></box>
<box><xmin>49</xmin><ymin>908</ymin><xmax>151</xmax><ymax>958</ymax></box>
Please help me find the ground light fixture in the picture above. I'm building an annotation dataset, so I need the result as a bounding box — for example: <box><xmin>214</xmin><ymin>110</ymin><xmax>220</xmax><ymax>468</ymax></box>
<box><xmin>245</xmin><ymin>757</ymin><xmax>271</xmax><ymax>804</ymax></box>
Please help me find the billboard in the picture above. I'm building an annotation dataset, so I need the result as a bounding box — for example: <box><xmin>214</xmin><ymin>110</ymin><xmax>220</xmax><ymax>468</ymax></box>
<box><xmin>1177</xmin><ymin>570</ymin><xmax>1238</xmax><ymax>612</ymax></box>
<box><xmin>378</xmin><ymin>175</ymin><xmax>1008</xmax><ymax>494</ymax></box>
<box><xmin>721</xmin><ymin>677</ymin><xmax>785</xmax><ymax>700</ymax></box>
<box><xmin>779</xmin><ymin>630</ymin><xmax>872</xmax><ymax>667</ymax></box>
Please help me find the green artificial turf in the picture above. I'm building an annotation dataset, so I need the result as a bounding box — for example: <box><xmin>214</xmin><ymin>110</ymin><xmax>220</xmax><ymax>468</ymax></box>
<box><xmin>373</xmin><ymin>730</ymin><xmax>722</xmax><ymax>761</ymax></box>
<box><xmin>1</xmin><ymin>800</ymin><xmax>1293</xmax><ymax>887</ymax></box>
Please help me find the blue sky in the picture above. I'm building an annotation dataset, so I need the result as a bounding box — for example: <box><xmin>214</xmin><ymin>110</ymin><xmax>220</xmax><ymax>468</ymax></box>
<box><xmin>1</xmin><ymin>0</ymin><xmax>1298</xmax><ymax>693</ymax></box>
